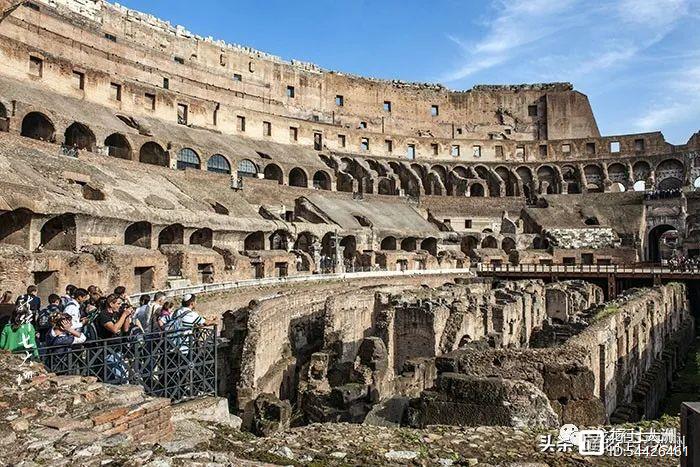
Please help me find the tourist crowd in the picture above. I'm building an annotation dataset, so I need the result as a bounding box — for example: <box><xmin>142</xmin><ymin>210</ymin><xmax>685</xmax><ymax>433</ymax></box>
<box><xmin>644</xmin><ymin>188</ymin><xmax>683</xmax><ymax>201</ymax></box>
<box><xmin>0</xmin><ymin>284</ymin><xmax>208</xmax><ymax>358</ymax></box>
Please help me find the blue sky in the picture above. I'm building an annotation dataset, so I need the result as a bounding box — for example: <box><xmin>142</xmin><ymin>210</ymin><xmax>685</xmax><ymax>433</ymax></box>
<box><xmin>118</xmin><ymin>0</ymin><xmax>700</xmax><ymax>144</ymax></box>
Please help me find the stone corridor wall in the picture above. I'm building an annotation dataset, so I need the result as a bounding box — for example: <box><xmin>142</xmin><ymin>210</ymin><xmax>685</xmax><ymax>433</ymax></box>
<box><xmin>421</xmin><ymin>283</ymin><xmax>693</xmax><ymax>426</ymax></box>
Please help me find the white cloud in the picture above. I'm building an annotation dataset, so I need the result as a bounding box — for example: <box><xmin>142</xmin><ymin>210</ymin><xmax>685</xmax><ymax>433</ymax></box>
<box><xmin>440</xmin><ymin>0</ymin><xmax>690</xmax><ymax>84</ymax></box>
<box><xmin>618</xmin><ymin>0</ymin><xmax>689</xmax><ymax>26</ymax></box>
<box><xmin>634</xmin><ymin>62</ymin><xmax>700</xmax><ymax>134</ymax></box>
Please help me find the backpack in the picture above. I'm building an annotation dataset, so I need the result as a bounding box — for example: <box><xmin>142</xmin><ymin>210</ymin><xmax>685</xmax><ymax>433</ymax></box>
<box><xmin>36</xmin><ymin>306</ymin><xmax>54</xmax><ymax>337</ymax></box>
<box><xmin>163</xmin><ymin>307</ymin><xmax>191</xmax><ymax>351</ymax></box>
<box><xmin>82</xmin><ymin>310</ymin><xmax>101</xmax><ymax>342</ymax></box>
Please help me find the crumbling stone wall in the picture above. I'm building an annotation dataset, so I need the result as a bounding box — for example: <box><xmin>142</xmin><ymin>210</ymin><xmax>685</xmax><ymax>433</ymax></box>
<box><xmin>415</xmin><ymin>283</ymin><xmax>693</xmax><ymax>427</ymax></box>
<box><xmin>0</xmin><ymin>351</ymin><xmax>173</xmax><ymax>463</ymax></box>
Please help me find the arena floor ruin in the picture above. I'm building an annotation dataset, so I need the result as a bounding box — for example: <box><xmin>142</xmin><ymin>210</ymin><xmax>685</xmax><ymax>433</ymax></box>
<box><xmin>1</xmin><ymin>0</ymin><xmax>700</xmax><ymax>465</ymax></box>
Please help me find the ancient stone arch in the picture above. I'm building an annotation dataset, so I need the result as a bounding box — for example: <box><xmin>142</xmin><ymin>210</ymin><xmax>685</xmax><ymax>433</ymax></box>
<box><xmin>21</xmin><ymin>112</ymin><xmax>55</xmax><ymax>142</ymax></box>
<box><xmin>139</xmin><ymin>142</ymin><xmax>168</xmax><ymax>167</ymax></box>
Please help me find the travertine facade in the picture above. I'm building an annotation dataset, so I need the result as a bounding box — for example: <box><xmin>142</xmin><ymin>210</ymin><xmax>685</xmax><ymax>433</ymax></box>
<box><xmin>0</xmin><ymin>0</ymin><xmax>699</xmax><ymax>296</ymax></box>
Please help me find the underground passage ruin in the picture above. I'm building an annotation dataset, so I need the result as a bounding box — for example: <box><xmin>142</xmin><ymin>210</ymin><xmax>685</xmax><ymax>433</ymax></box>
<box><xmin>219</xmin><ymin>277</ymin><xmax>694</xmax><ymax>431</ymax></box>
<box><xmin>0</xmin><ymin>0</ymin><xmax>699</xmax><ymax>464</ymax></box>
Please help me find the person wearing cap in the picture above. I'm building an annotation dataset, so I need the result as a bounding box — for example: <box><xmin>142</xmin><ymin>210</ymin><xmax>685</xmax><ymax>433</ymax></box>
<box><xmin>165</xmin><ymin>294</ymin><xmax>207</xmax><ymax>331</ymax></box>
<box><xmin>163</xmin><ymin>294</ymin><xmax>207</xmax><ymax>354</ymax></box>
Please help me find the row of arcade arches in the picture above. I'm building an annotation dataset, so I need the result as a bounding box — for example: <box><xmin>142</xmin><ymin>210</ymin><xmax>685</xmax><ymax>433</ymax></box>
<box><xmin>15</xmin><ymin>111</ymin><xmax>692</xmax><ymax>195</ymax></box>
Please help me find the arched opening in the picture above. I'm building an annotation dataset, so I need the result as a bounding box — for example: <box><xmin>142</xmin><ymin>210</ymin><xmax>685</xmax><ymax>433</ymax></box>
<box><xmin>21</xmin><ymin>112</ymin><xmax>55</xmax><ymax>142</ymax></box>
<box><xmin>312</xmin><ymin>170</ymin><xmax>331</xmax><ymax>190</ymax></box>
<box><xmin>244</xmin><ymin>231</ymin><xmax>264</xmax><ymax>251</ymax></box>
<box><xmin>421</xmin><ymin>237</ymin><xmax>438</xmax><ymax>256</ymax></box>
<box><xmin>0</xmin><ymin>208</ymin><xmax>33</xmax><ymax>248</ymax></box>
<box><xmin>584</xmin><ymin>217</ymin><xmax>600</xmax><ymax>226</ymax></box>
<box><xmin>263</xmin><ymin>164</ymin><xmax>283</xmax><ymax>184</ymax></box>
<box><xmin>378</xmin><ymin>178</ymin><xmax>394</xmax><ymax>195</ymax></box>
<box><xmin>658</xmin><ymin>177</ymin><xmax>682</xmax><ymax>190</ymax></box>
<box><xmin>561</xmin><ymin>166</ymin><xmax>580</xmax><ymax>194</ymax></box>
<box><xmin>381</xmin><ymin>236</ymin><xmax>397</xmax><ymax>250</ymax></box>
<box><xmin>207</xmin><ymin>154</ymin><xmax>231</xmax><ymax>175</ymax></box>
<box><xmin>401</xmin><ymin>237</ymin><xmax>417</xmax><ymax>252</ymax></box>
<box><xmin>190</xmin><ymin>228</ymin><xmax>213</xmax><ymax>248</ymax></box>
<box><xmin>158</xmin><ymin>224</ymin><xmax>184</xmax><ymax>247</ymax></box>
<box><xmin>294</xmin><ymin>232</ymin><xmax>316</xmax><ymax>253</ymax></box>
<box><xmin>177</xmin><ymin>148</ymin><xmax>201</xmax><ymax>170</ymax></box>
<box><xmin>656</xmin><ymin>159</ymin><xmax>684</xmax><ymax>190</ymax></box>
<box><xmin>238</xmin><ymin>159</ymin><xmax>258</xmax><ymax>178</ymax></box>
<box><xmin>469</xmin><ymin>183</ymin><xmax>485</xmax><ymax>197</ymax></box>
<box><xmin>537</xmin><ymin>165</ymin><xmax>559</xmax><ymax>194</ymax></box>
<box><xmin>495</xmin><ymin>167</ymin><xmax>516</xmax><ymax>197</ymax></box>
<box><xmin>634</xmin><ymin>180</ymin><xmax>647</xmax><ymax>191</ymax></box>
<box><xmin>533</xmin><ymin>236</ymin><xmax>550</xmax><ymax>250</ymax></box>
<box><xmin>336</xmin><ymin>173</ymin><xmax>355</xmax><ymax>193</ymax></box>
<box><xmin>481</xmin><ymin>236</ymin><xmax>498</xmax><ymax>249</ymax></box>
<box><xmin>289</xmin><ymin>168</ymin><xmax>308</xmax><ymax>187</ymax></box>
<box><xmin>124</xmin><ymin>222</ymin><xmax>152</xmax><ymax>248</ymax></box>
<box><xmin>502</xmin><ymin>237</ymin><xmax>516</xmax><ymax>254</ymax></box>
<box><xmin>104</xmin><ymin>133</ymin><xmax>132</xmax><ymax>160</ymax></box>
<box><xmin>270</xmin><ymin>230</ymin><xmax>290</xmax><ymax>250</ymax></box>
<box><xmin>461</xmin><ymin>236</ymin><xmax>478</xmax><ymax>256</ymax></box>
<box><xmin>139</xmin><ymin>142</ymin><xmax>168</xmax><ymax>167</ymax></box>
<box><xmin>40</xmin><ymin>214</ymin><xmax>76</xmax><ymax>251</ymax></box>
<box><xmin>340</xmin><ymin>235</ymin><xmax>357</xmax><ymax>260</ymax></box>
<box><xmin>607</xmin><ymin>163</ymin><xmax>627</xmax><ymax>184</ymax></box>
<box><xmin>64</xmin><ymin>122</ymin><xmax>96</xmax><ymax>151</ymax></box>
<box><xmin>321</xmin><ymin>232</ymin><xmax>335</xmax><ymax>257</ymax></box>
<box><xmin>648</xmin><ymin>224</ymin><xmax>678</xmax><ymax>263</ymax></box>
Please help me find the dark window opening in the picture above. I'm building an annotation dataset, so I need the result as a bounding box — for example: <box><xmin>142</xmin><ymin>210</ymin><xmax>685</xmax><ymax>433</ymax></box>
<box><xmin>263</xmin><ymin>121</ymin><xmax>272</xmax><ymax>136</ymax></box>
<box><xmin>177</xmin><ymin>103</ymin><xmax>188</xmax><ymax>125</ymax></box>
<box><xmin>163</xmin><ymin>77</ymin><xmax>169</xmax><ymax>89</ymax></box>
<box><xmin>528</xmin><ymin>105</ymin><xmax>538</xmax><ymax>117</ymax></box>
<box><xmin>110</xmin><ymin>82</ymin><xmax>122</xmax><ymax>101</ymax></box>
<box><xmin>286</xmin><ymin>85</ymin><xmax>295</xmax><ymax>98</ymax></box>
<box><xmin>290</xmin><ymin>126</ymin><xmax>298</xmax><ymax>142</ymax></box>
<box><xmin>104</xmin><ymin>33</ymin><xmax>117</xmax><ymax>42</ymax></box>
<box><xmin>233</xmin><ymin>73</ymin><xmax>242</xmax><ymax>82</ymax></box>
<box><xmin>29</xmin><ymin>56</ymin><xmax>43</xmax><ymax>77</ymax></box>
<box><xmin>144</xmin><ymin>93</ymin><xmax>156</xmax><ymax>111</ymax></box>
<box><xmin>431</xmin><ymin>105</ymin><xmax>439</xmax><ymax>117</ymax></box>
<box><xmin>383</xmin><ymin>101</ymin><xmax>392</xmax><ymax>112</ymax></box>
<box><xmin>314</xmin><ymin>132</ymin><xmax>322</xmax><ymax>150</ymax></box>
<box><xmin>335</xmin><ymin>95</ymin><xmax>344</xmax><ymax>106</ymax></box>
<box><xmin>634</xmin><ymin>139</ymin><xmax>645</xmax><ymax>151</ymax></box>
<box><xmin>237</xmin><ymin>115</ymin><xmax>246</xmax><ymax>132</ymax></box>
<box><xmin>174</xmin><ymin>56</ymin><xmax>185</xmax><ymax>64</ymax></box>
<box><xmin>464</xmin><ymin>220</ymin><xmax>472</xmax><ymax>229</ymax></box>
<box><xmin>73</xmin><ymin>71</ymin><xmax>85</xmax><ymax>90</ymax></box>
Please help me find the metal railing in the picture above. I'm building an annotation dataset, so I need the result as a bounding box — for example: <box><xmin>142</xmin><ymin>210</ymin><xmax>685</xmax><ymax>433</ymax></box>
<box><xmin>477</xmin><ymin>263</ymin><xmax>700</xmax><ymax>275</ymax></box>
<box><xmin>33</xmin><ymin>326</ymin><xmax>217</xmax><ymax>403</ymax></box>
<box><xmin>130</xmin><ymin>267</ymin><xmax>475</xmax><ymax>302</ymax></box>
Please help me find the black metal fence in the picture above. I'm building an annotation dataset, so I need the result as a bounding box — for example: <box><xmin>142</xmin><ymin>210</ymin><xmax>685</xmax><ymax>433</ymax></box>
<box><xmin>34</xmin><ymin>326</ymin><xmax>217</xmax><ymax>403</ymax></box>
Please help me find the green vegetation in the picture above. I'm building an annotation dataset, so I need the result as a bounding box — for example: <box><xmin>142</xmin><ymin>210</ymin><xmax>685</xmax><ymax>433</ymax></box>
<box><xmin>592</xmin><ymin>304</ymin><xmax>621</xmax><ymax>323</ymax></box>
